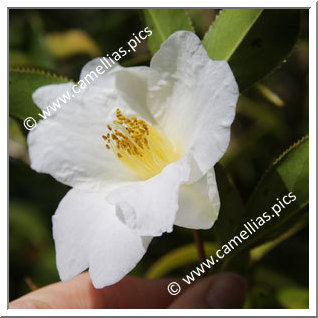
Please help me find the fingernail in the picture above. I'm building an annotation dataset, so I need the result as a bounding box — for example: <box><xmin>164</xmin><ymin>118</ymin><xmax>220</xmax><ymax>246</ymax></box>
<box><xmin>205</xmin><ymin>273</ymin><xmax>247</xmax><ymax>309</ymax></box>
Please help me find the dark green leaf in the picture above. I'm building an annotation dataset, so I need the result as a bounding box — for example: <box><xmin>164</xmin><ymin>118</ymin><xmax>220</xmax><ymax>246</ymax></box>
<box><xmin>213</xmin><ymin>163</ymin><xmax>245</xmax><ymax>244</ymax></box>
<box><xmin>203</xmin><ymin>9</ymin><xmax>300</xmax><ymax>91</ymax></box>
<box><xmin>226</xmin><ymin>136</ymin><xmax>308</xmax><ymax>264</ymax></box>
<box><xmin>9</xmin><ymin>69</ymin><xmax>69</xmax><ymax>120</ymax></box>
<box><xmin>213</xmin><ymin>164</ymin><xmax>250</xmax><ymax>274</ymax></box>
<box><xmin>221</xmin><ymin>137</ymin><xmax>308</xmax><ymax>269</ymax></box>
<box><xmin>250</xmin><ymin>216</ymin><xmax>308</xmax><ymax>263</ymax></box>
<box><xmin>144</xmin><ymin>9</ymin><xmax>194</xmax><ymax>54</ymax></box>
<box><xmin>244</xmin><ymin>136</ymin><xmax>308</xmax><ymax>244</ymax></box>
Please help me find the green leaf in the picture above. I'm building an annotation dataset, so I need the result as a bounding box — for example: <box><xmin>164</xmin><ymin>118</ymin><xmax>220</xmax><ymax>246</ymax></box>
<box><xmin>203</xmin><ymin>9</ymin><xmax>263</xmax><ymax>61</ymax></box>
<box><xmin>245</xmin><ymin>136</ymin><xmax>308</xmax><ymax>244</ymax></box>
<box><xmin>250</xmin><ymin>216</ymin><xmax>308</xmax><ymax>263</ymax></box>
<box><xmin>213</xmin><ymin>163</ymin><xmax>245</xmax><ymax>244</ymax></box>
<box><xmin>145</xmin><ymin>242</ymin><xmax>218</xmax><ymax>279</ymax></box>
<box><xmin>222</xmin><ymin>137</ymin><xmax>308</xmax><ymax>268</ymax></box>
<box><xmin>231</xmin><ymin>137</ymin><xmax>308</xmax><ymax>259</ymax></box>
<box><xmin>211</xmin><ymin>164</ymin><xmax>249</xmax><ymax>274</ymax></box>
<box><xmin>203</xmin><ymin>9</ymin><xmax>300</xmax><ymax>91</ymax></box>
<box><xmin>9</xmin><ymin>69</ymin><xmax>69</xmax><ymax>121</ymax></box>
<box><xmin>144</xmin><ymin>9</ymin><xmax>194</xmax><ymax>54</ymax></box>
<box><xmin>277</xmin><ymin>286</ymin><xmax>309</xmax><ymax>309</ymax></box>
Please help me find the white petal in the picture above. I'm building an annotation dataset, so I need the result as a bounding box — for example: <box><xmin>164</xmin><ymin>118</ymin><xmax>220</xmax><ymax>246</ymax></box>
<box><xmin>79</xmin><ymin>57</ymin><xmax>120</xmax><ymax>83</ymax></box>
<box><xmin>28</xmin><ymin>95</ymin><xmax>138</xmax><ymax>190</ymax></box>
<box><xmin>148</xmin><ymin>31</ymin><xmax>239</xmax><ymax>180</ymax></box>
<box><xmin>28</xmin><ymin>60</ymin><xmax>154</xmax><ymax>190</ymax></box>
<box><xmin>174</xmin><ymin>168</ymin><xmax>220</xmax><ymax>229</ymax></box>
<box><xmin>114</xmin><ymin>66</ymin><xmax>156</xmax><ymax>123</ymax></box>
<box><xmin>80</xmin><ymin>58</ymin><xmax>155</xmax><ymax>123</ymax></box>
<box><xmin>32</xmin><ymin>82</ymin><xmax>75</xmax><ymax>113</ymax></box>
<box><xmin>107</xmin><ymin>156</ymin><xmax>191</xmax><ymax>237</ymax></box>
<box><xmin>52</xmin><ymin>188</ymin><xmax>150</xmax><ymax>288</ymax></box>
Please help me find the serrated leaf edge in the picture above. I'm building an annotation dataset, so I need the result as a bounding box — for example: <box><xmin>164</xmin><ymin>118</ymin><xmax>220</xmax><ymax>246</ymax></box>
<box><xmin>272</xmin><ymin>135</ymin><xmax>309</xmax><ymax>166</ymax></box>
<box><xmin>202</xmin><ymin>9</ymin><xmax>223</xmax><ymax>44</ymax></box>
<box><xmin>247</xmin><ymin>135</ymin><xmax>309</xmax><ymax>206</ymax></box>
<box><xmin>184</xmin><ymin>9</ymin><xmax>196</xmax><ymax>33</ymax></box>
<box><xmin>202</xmin><ymin>9</ymin><xmax>263</xmax><ymax>61</ymax></box>
<box><xmin>9</xmin><ymin>67</ymin><xmax>71</xmax><ymax>83</ymax></box>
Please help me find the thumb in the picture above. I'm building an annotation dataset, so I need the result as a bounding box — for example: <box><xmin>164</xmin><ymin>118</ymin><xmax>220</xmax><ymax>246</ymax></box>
<box><xmin>168</xmin><ymin>272</ymin><xmax>247</xmax><ymax>309</ymax></box>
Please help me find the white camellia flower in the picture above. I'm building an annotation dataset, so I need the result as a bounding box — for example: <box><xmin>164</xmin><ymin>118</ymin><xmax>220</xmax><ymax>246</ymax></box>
<box><xmin>27</xmin><ymin>31</ymin><xmax>239</xmax><ymax>288</ymax></box>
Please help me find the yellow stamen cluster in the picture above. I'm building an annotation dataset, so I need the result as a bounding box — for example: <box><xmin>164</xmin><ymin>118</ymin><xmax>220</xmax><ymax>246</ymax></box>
<box><xmin>102</xmin><ymin>108</ymin><xmax>180</xmax><ymax>180</ymax></box>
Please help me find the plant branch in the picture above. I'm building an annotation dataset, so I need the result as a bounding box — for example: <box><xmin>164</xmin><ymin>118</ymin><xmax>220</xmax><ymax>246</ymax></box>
<box><xmin>192</xmin><ymin>229</ymin><xmax>206</xmax><ymax>263</ymax></box>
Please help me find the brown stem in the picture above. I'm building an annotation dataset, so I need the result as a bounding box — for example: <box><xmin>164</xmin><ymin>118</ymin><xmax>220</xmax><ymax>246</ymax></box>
<box><xmin>192</xmin><ymin>229</ymin><xmax>206</xmax><ymax>263</ymax></box>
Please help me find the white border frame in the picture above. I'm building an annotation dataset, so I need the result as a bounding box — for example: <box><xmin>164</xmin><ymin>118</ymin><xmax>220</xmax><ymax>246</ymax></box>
<box><xmin>3</xmin><ymin>1</ymin><xmax>316</xmax><ymax>316</ymax></box>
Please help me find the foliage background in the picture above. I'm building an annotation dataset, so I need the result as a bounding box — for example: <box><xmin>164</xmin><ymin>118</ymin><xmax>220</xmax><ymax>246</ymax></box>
<box><xmin>9</xmin><ymin>9</ymin><xmax>309</xmax><ymax>309</ymax></box>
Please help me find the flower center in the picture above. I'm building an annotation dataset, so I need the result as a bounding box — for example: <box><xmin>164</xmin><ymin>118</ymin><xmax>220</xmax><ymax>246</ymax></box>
<box><xmin>102</xmin><ymin>109</ymin><xmax>180</xmax><ymax>180</ymax></box>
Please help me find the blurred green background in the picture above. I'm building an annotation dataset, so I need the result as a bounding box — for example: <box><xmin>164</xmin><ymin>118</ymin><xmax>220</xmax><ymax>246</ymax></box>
<box><xmin>9</xmin><ymin>9</ymin><xmax>309</xmax><ymax>308</ymax></box>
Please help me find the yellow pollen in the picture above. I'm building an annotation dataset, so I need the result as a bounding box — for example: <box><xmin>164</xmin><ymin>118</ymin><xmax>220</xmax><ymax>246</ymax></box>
<box><xmin>102</xmin><ymin>108</ymin><xmax>180</xmax><ymax>179</ymax></box>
